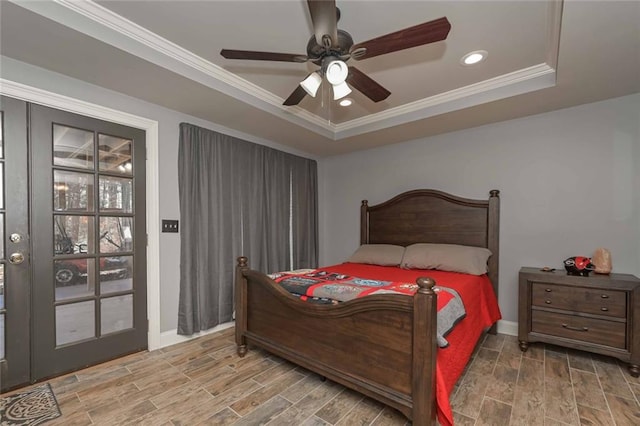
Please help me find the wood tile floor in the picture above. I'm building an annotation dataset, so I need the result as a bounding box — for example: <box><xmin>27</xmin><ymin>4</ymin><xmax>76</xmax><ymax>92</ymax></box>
<box><xmin>2</xmin><ymin>328</ymin><xmax>639</xmax><ymax>425</ymax></box>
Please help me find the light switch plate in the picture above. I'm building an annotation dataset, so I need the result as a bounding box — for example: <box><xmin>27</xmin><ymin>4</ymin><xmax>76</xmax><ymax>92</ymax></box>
<box><xmin>162</xmin><ymin>220</ymin><xmax>179</xmax><ymax>233</ymax></box>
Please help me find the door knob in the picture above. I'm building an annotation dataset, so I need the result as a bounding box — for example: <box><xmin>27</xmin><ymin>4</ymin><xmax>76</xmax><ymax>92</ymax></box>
<box><xmin>9</xmin><ymin>252</ymin><xmax>25</xmax><ymax>264</ymax></box>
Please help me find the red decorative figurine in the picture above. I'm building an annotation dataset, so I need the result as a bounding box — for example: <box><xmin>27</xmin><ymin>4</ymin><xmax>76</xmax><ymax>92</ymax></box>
<box><xmin>563</xmin><ymin>256</ymin><xmax>595</xmax><ymax>277</ymax></box>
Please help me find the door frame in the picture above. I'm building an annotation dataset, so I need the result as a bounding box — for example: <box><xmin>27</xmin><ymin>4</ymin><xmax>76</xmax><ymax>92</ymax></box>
<box><xmin>0</xmin><ymin>79</ymin><xmax>162</xmax><ymax>351</ymax></box>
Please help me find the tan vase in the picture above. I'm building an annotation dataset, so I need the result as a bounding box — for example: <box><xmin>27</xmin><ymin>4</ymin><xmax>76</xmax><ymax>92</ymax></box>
<box><xmin>592</xmin><ymin>247</ymin><xmax>612</xmax><ymax>274</ymax></box>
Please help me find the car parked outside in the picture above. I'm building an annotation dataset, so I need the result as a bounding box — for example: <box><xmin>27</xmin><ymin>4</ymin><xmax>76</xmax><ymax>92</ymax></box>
<box><xmin>55</xmin><ymin>257</ymin><xmax>131</xmax><ymax>286</ymax></box>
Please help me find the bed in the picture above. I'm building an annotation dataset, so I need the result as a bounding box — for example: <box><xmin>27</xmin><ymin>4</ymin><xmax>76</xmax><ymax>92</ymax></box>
<box><xmin>234</xmin><ymin>189</ymin><xmax>501</xmax><ymax>425</ymax></box>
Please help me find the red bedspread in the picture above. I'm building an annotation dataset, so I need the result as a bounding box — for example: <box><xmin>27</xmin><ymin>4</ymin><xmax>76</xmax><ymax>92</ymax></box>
<box><xmin>270</xmin><ymin>266</ymin><xmax>466</xmax><ymax>348</ymax></box>
<box><xmin>317</xmin><ymin>263</ymin><xmax>501</xmax><ymax>426</ymax></box>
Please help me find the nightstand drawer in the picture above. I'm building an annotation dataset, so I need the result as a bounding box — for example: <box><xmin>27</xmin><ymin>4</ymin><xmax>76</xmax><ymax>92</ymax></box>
<box><xmin>532</xmin><ymin>310</ymin><xmax>626</xmax><ymax>349</ymax></box>
<box><xmin>531</xmin><ymin>282</ymin><xmax>626</xmax><ymax>318</ymax></box>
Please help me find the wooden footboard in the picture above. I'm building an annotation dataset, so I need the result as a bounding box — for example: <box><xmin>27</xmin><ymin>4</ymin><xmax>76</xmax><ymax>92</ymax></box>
<box><xmin>235</xmin><ymin>257</ymin><xmax>438</xmax><ymax>424</ymax></box>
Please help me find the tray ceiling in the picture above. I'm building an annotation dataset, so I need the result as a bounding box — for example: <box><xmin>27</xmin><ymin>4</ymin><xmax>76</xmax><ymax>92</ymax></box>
<box><xmin>1</xmin><ymin>1</ymin><xmax>638</xmax><ymax>156</ymax></box>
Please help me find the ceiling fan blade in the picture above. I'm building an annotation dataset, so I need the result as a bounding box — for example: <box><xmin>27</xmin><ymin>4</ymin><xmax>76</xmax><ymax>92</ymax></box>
<box><xmin>346</xmin><ymin>67</ymin><xmax>391</xmax><ymax>103</ymax></box>
<box><xmin>351</xmin><ymin>17</ymin><xmax>451</xmax><ymax>60</ymax></box>
<box><xmin>220</xmin><ymin>49</ymin><xmax>307</xmax><ymax>63</ymax></box>
<box><xmin>283</xmin><ymin>85</ymin><xmax>308</xmax><ymax>106</ymax></box>
<box><xmin>307</xmin><ymin>0</ymin><xmax>338</xmax><ymax>48</ymax></box>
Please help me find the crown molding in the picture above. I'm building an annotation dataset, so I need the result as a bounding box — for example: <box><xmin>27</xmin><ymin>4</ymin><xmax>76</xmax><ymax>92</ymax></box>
<box><xmin>10</xmin><ymin>0</ymin><xmax>561</xmax><ymax>141</ymax></box>
<box><xmin>334</xmin><ymin>63</ymin><xmax>556</xmax><ymax>139</ymax></box>
<box><xmin>545</xmin><ymin>0</ymin><xmax>564</xmax><ymax>70</ymax></box>
<box><xmin>11</xmin><ymin>0</ymin><xmax>334</xmax><ymax>138</ymax></box>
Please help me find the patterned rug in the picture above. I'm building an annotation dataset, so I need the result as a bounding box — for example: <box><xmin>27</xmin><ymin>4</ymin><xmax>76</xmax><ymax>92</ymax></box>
<box><xmin>1</xmin><ymin>383</ymin><xmax>61</xmax><ymax>425</ymax></box>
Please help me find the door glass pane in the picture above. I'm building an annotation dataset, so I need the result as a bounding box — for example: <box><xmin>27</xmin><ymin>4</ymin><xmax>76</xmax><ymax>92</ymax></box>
<box><xmin>101</xmin><ymin>294</ymin><xmax>132</xmax><ymax>335</ymax></box>
<box><xmin>0</xmin><ymin>213</ymin><xmax>3</xmax><ymax>259</ymax></box>
<box><xmin>56</xmin><ymin>301</ymin><xmax>95</xmax><ymax>345</ymax></box>
<box><xmin>98</xmin><ymin>134</ymin><xmax>132</xmax><ymax>175</ymax></box>
<box><xmin>99</xmin><ymin>176</ymin><xmax>133</xmax><ymax>213</ymax></box>
<box><xmin>53</xmin><ymin>124</ymin><xmax>94</xmax><ymax>170</ymax></box>
<box><xmin>100</xmin><ymin>256</ymin><xmax>132</xmax><ymax>294</ymax></box>
<box><xmin>0</xmin><ymin>110</ymin><xmax>4</xmax><ymax>158</ymax></box>
<box><xmin>0</xmin><ymin>269</ymin><xmax>4</xmax><ymax>360</ymax></box>
<box><xmin>54</xmin><ymin>215</ymin><xmax>95</xmax><ymax>255</ymax></box>
<box><xmin>53</xmin><ymin>170</ymin><xmax>95</xmax><ymax>212</ymax></box>
<box><xmin>0</xmin><ymin>313</ymin><xmax>4</xmax><ymax>359</ymax></box>
<box><xmin>0</xmin><ymin>264</ymin><xmax>4</xmax><ymax>309</ymax></box>
<box><xmin>0</xmin><ymin>162</ymin><xmax>4</xmax><ymax>208</ymax></box>
<box><xmin>99</xmin><ymin>217</ymin><xmax>133</xmax><ymax>253</ymax></box>
<box><xmin>55</xmin><ymin>258</ymin><xmax>95</xmax><ymax>301</ymax></box>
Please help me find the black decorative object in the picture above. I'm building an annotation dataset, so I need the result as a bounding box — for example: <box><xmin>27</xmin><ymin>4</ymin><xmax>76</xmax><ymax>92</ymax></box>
<box><xmin>563</xmin><ymin>256</ymin><xmax>595</xmax><ymax>277</ymax></box>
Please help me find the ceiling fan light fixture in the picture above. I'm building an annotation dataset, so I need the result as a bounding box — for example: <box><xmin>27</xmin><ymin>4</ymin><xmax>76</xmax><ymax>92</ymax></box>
<box><xmin>461</xmin><ymin>50</ymin><xmax>488</xmax><ymax>66</ymax></box>
<box><xmin>300</xmin><ymin>72</ymin><xmax>323</xmax><ymax>97</ymax></box>
<box><xmin>332</xmin><ymin>81</ymin><xmax>352</xmax><ymax>100</ymax></box>
<box><xmin>325</xmin><ymin>59</ymin><xmax>349</xmax><ymax>85</ymax></box>
<box><xmin>222</xmin><ymin>6</ymin><xmax>453</xmax><ymax>107</ymax></box>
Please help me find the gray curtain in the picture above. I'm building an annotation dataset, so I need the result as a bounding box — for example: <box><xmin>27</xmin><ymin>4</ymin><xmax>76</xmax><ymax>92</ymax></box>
<box><xmin>291</xmin><ymin>158</ymin><xmax>318</xmax><ymax>268</ymax></box>
<box><xmin>177</xmin><ymin>123</ymin><xmax>318</xmax><ymax>335</ymax></box>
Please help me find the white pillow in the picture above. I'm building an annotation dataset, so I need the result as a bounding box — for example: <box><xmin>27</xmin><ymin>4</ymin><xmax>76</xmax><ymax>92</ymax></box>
<box><xmin>401</xmin><ymin>243</ymin><xmax>492</xmax><ymax>275</ymax></box>
<box><xmin>347</xmin><ymin>244</ymin><xmax>405</xmax><ymax>266</ymax></box>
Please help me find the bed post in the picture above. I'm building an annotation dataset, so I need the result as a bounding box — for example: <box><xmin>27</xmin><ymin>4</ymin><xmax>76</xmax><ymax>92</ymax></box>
<box><xmin>487</xmin><ymin>190</ymin><xmax>500</xmax><ymax>334</ymax></box>
<box><xmin>235</xmin><ymin>256</ymin><xmax>249</xmax><ymax>357</ymax></box>
<box><xmin>412</xmin><ymin>277</ymin><xmax>438</xmax><ymax>425</ymax></box>
<box><xmin>360</xmin><ymin>200</ymin><xmax>369</xmax><ymax>245</ymax></box>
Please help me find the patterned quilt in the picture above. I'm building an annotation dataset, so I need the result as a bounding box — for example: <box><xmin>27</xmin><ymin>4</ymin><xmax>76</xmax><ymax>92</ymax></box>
<box><xmin>268</xmin><ymin>269</ymin><xmax>466</xmax><ymax>348</ymax></box>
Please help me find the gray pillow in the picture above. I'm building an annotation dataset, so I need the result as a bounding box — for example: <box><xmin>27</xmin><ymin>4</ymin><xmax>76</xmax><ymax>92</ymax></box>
<box><xmin>401</xmin><ymin>243</ymin><xmax>492</xmax><ymax>275</ymax></box>
<box><xmin>347</xmin><ymin>244</ymin><xmax>405</xmax><ymax>266</ymax></box>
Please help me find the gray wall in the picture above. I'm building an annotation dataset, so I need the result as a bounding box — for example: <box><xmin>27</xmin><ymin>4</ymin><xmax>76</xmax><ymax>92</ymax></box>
<box><xmin>318</xmin><ymin>94</ymin><xmax>640</xmax><ymax>323</ymax></box>
<box><xmin>1</xmin><ymin>57</ymin><xmax>311</xmax><ymax>333</ymax></box>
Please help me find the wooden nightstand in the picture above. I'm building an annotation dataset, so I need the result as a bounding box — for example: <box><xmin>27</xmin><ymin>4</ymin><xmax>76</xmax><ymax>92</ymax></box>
<box><xmin>518</xmin><ymin>267</ymin><xmax>640</xmax><ymax>377</ymax></box>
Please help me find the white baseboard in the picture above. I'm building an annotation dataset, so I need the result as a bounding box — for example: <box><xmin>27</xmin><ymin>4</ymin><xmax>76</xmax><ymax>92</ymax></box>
<box><xmin>497</xmin><ymin>319</ymin><xmax>518</xmax><ymax>336</ymax></box>
<box><xmin>159</xmin><ymin>321</ymin><xmax>235</xmax><ymax>350</ymax></box>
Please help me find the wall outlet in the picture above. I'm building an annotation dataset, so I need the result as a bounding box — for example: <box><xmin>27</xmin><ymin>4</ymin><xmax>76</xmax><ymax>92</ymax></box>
<box><xmin>162</xmin><ymin>220</ymin><xmax>179</xmax><ymax>233</ymax></box>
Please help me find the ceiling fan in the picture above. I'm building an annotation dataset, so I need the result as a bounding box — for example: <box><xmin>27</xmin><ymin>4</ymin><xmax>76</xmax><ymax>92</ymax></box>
<box><xmin>220</xmin><ymin>0</ymin><xmax>451</xmax><ymax>106</ymax></box>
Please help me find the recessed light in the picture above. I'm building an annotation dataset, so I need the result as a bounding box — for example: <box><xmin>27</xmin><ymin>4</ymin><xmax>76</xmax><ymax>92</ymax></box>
<box><xmin>461</xmin><ymin>50</ymin><xmax>488</xmax><ymax>66</ymax></box>
<box><xmin>339</xmin><ymin>98</ymin><xmax>353</xmax><ymax>107</ymax></box>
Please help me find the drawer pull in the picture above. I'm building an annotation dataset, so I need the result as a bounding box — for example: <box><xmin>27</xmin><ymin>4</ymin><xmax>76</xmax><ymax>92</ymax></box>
<box><xmin>545</xmin><ymin>288</ymin><xmax>552</xmax><ymax>292</ymax></box>
<box><xmin>545</xmin><ymin>300</ymin><xmax>552</xmax><ymax>304</ymax></box>
<box><xmin>601</xmin><ymin>294</ymin><xmax>609</xmax><ymax>299</ymax></box>
<box><xmin>562</xmin><ymin>323</ymin><xmax>588</xmax><ymax>332</ymax></box>
<box><xmin>600</xmin><ymin>307</ymin><xmax>609</xmax><ymax>312</ymax></box>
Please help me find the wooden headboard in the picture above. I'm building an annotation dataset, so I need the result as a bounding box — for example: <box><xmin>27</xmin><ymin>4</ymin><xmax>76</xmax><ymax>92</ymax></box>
<box><xmin>360</xmin><ymin>189</ymin><xmax>500</xmax><ymax>305</ymax></box>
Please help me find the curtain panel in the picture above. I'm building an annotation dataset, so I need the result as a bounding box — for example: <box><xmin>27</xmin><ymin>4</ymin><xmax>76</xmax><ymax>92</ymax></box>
<box><xmin>177</xmin><ymin>123</ymin><xmax>318</xmax><ymax>335</ymax></box>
